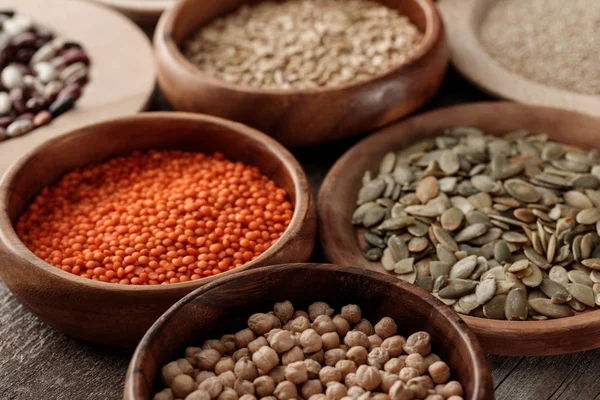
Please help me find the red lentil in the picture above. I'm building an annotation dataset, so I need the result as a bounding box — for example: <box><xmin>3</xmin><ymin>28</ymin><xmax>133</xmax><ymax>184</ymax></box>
<box><xmin>16</xmin><ymin>150</ymin><xmax>293</xmax><ymax>285</ymax></box>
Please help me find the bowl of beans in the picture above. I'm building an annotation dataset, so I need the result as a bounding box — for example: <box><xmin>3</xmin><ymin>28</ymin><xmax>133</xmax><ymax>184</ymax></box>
<box><xmin>153</xmin><ymin>0</ymin><xmax>449</xmax><ymax>147</ymax></box>
<box><xmin>124</xmin><ymin>264</ymin><xmax>494</xmax><ymax>400</ymax></box>
<box><xmin>0</xmin><ymin>112</ymin><xmax>316</xmax><ymax>347</ymax></box>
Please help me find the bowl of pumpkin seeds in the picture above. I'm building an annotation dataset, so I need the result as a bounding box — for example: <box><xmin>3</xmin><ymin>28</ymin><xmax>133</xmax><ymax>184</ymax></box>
<box><xmin>318</xmin><ymin>102</ymin><xmax>600</xmax><ymax>356</ymax></box>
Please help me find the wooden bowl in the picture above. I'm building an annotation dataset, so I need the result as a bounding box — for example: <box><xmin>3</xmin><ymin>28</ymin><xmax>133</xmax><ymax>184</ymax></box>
<box><xmin>84</xmin><ymin>0</ymin><xmax>175</xmax><ymax>25</ymax></box>
<box><xmin>123</xmin><ymin>263</ymin><xmax>494</xmax><ymax>400</ymax></box>
<box><xmin>0</xmin><ymin>113</ymin><xmax>316</xmax><ymax>347</ymax></box>
<box><xmin>318</xmin><ymin>102</ymin><xmax>600</xmax><ymax>356</ymax></box>
<box><xmin>153</xmin><ymin>0</ymin><xmax>449</xmax><ymax>147</ymax></box>
<box><xmin>437</xmin><ymin>0</ymin><xmax>600</xmax><ymax>118</ymax></box>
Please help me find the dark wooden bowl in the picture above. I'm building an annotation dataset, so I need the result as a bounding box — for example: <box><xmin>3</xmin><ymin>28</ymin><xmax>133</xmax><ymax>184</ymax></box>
<box><xmin>318</xmin><ymin>102</ymin><xmax>600</xmax><ymax>356</ymax></box>
<box><xmin>123</xmin><ymin>263</ymin><xmax>494</xmax><ymax>400</ymax></box>
<box><xmin>0</xmin><ymin>113</ymin><xmax>316</xmax><ymax>347</ymax></box>
<box><xmin>153</xmin><ymin>0</ymin><xmax>449</xmax><ymax>147</ymax></box>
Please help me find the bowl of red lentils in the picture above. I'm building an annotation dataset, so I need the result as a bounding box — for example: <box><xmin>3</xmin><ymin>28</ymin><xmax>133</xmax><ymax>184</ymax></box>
<box><xmin>124</xmin><ymin>264</ymin><xmax>494</xmax><ymax>400</ymax></box>
<box><xmin>0</xmin><ymin>112</ymin><xmax>316</xmax><ymax>347</ymax></box>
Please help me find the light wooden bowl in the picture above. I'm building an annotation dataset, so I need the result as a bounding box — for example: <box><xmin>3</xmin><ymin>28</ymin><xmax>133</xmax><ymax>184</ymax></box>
<box><xmin>153</xmin><ymin>0</ymin><xmax>449</xmax><ymax>147</ymax></box>
<box><xmin>84</xmin><ymin>0</ymin><xmax>175</xmax><ymax>25</ymax></box>
<box><xmin>124</xmin><ymin>263</ymin><xmax>494</xmax><ymax>400</ymax></box>
<box><xmin>0</xmin><ymin>113</ymin><xmax>316</xmax><ymax>347</ymax></box>
<box><xmin>437</xmin><ymin>0</ymin><xmax>600</xmax><ymax>118</ymax></box>
<box><xmin>318</xmin><ymin>102</ymin><xmax>600</xmax><ymax>356</ymax></box>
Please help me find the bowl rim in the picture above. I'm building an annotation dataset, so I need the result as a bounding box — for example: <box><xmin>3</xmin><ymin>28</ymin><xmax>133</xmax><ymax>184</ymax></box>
<box><xmin>0</xmin><ymin>112</ymin><xmax>313</xmax><ymax>293</ymax></box>
<box><xmin>90</xmin><ymin>0</ymin><xmax>174</xmax><ymax>14</ymax></box>
<box><xmin>124</xmin><ymin>263</ymin><xmax>492</xmax><ymax>400</ymax></box>
<box><xmin>154</xmin><ymin>0</ymin><xmax>443</xmax><ymax>95</ymax></box>
<box><xmin>317</xmin><ymin>101</ymin><xmax>600</xmax><ymax>355</ymax></box>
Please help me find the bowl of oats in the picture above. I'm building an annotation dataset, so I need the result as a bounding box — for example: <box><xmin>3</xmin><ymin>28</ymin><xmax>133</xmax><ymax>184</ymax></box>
<box><xmin>154</xmin><ymin>0</ymin><xmax>449</xmax><ymax>147</ymax></box>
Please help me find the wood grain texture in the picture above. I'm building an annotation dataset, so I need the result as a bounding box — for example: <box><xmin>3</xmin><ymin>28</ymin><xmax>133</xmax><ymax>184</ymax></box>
<box><xmin>0</xmin><ymin>113</ymin><xmax>316</xmax><ymax>347</ymax></box>
<box><xmin>437</xmin><ymin>0</ymin><xmax>600</xmax><ymax>118</ymax></box>
<box><xmin>82</xmin><ymin>0</ymin><xmax>175</xmax><ymax>25</ymax></box>
<box><xmin>318</xmin><ymin>102</ymin><xmax>600</xmax><ymax>356</ymax></box>
<box><xmin>0</xmin><ymin>0</ymin><xmax>155</xmax><ymax>175</ymax></box>
<box><xmin>124</xmin><ymin>264</ymin><xmax>493</xmax><ymax>400</ymax></box>
<box><xmin>153</xmin><ymin>0</ymin><xmax>449</xmax><ymax>147</ymax></box>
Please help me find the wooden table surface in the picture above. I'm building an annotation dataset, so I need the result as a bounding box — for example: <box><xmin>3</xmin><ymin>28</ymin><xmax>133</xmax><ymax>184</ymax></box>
<box><xmin>1</xmin><ymin>22</ymin><xmax>600</xmax><ymax>400</ymax></box>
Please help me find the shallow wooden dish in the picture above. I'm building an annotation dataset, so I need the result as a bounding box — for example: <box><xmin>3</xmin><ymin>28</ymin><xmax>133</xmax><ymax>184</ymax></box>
<box><xmin>0</xmin><ymin>113</ymin><xmax>316</xmax><ymax>347</ymax></box>
<box><xmin>154</xmin><ymin>0</ymin><xmax>449</xmax><ymax>148</ymax></box>
<box><xmin>437</xmin><ymin>0</ymin><xmax>600</xmax><ymax>118</ymax></box>
<box><xmin>124</xmin><ymin>263</ymin><xmax>494</xmax><ymax>400</ymax></box>
<box><xmin>318</xmin><ymin>102</ymin><xmax>600</xmax><ymax>356</ymax></box>
<box><xmin>84</xmin><ymin>0</ymin><xmax>175</xmax><ymax>25</ymax></box>
<box><xmin>0</xmin><ymin>0</ymin><xmax>155</xmax><ymax>176</ymax></box>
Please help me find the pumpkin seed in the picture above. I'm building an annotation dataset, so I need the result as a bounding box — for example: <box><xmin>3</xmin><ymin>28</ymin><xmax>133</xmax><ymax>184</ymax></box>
<box><xmin>363</xmin><ymin>206</ymin><xmax>386</xmax><ymax>228</ymax></box>
<box><xmin>594</xmin><ymin>283</ymin><xmax>600</xmax><ymax>306</ymax></box>
<box><xmin>408</xmin><ymin>237</ymin><xmax>429</xmax><ymax>253</ymax></box>
<box><xmin>505</xmin><ymin>288</ymin><xmax>528</xmax><ymax>321</ymax></box>
<box><xmin>388</xmin><ymin>235</ymin><xmax>409</xmax><ymax>261</ymax></box>
<box><xmin>380</xmin><ymin>152</ymin><xmax>396</xmax><ymax>175</ymax></box>
<box><xmin>437</xmin><ymin>279</ymin><xmax>478</xmax><ymax>299</ymax></box>
<box><xmin>365</xmin><ymin>248</ymin><xmax>383</xmax><ymax>261</ymax></box>
<box><xmin>432</xmin><ymin>225</ymin><xmax>459</xmax><ymax>251</ymax></box>
<box><xmin>397</xmin><ymin>270</ymin><xmax>417</xmax><ymax>284</ymax></box>
<box><xmin>394</xmin><ymin>258</ymin><xmax>415</xmax><ymax>275</ymax></box>
<box><xmin>521</xmin><ymin>263</ymin><xmax>543</xmax><ymax>287</ymax></box>
<box><xmin>582</xmin><ymin>258</ymin><xmax>600</xmax><ymax>270</ymax></box>
<box><xmin>440</xmin><ymin>150</ymin><xmax>460</xmax><ymax>175</ymax></box>
<box><xmin>549</xmin><ymin>266</ymin><xmax>569</xmax><ymax>286</ymax></box>
<box><xmin>494</xmin><ymin>240</ymin><xmax>511</xmax><ymax>262</ymax></box>
<box><xmin>483</xmin><ymin>294</ymin><xmax>507</xmax><ymax>319</ymax></box>
<box><xmin>440</xmin><ymin>208</ymin><xmax>464</xmax><ymax>231</ymax></box>
<box><xmin>476</xmin><ymin>277</ymin><xmax>496</xmax><ymax>305</ymax></box>
<box><xmin>567</xmin><ymin>270</ymin><xmax>593</xmax><ymax>287</ymax></box>
<box><xmin>504</xmin><ymin>179</ymin><xmax>541</xmax><ymax>203</ymax></box>
<box><xmin>564</xmin><ymin>191</ymin><xmax>593</xmax><ymax>209</ymax></box>
<box><xmin>358</xmin><ymin>179</ymin><xmax>386</xmax><ymax>205</ymax></box>
<box><xmin>449</xmin><ymin>255</ymin><xmax>478</xmax><ymax>279</ymax></box>
<box><xmin>416</xmin><ymin>176</ymin><xmax>439</xmax><ymax>204</ymax></box>
<box><xmin>576</xmin><ymin>208</ymin><xmax>600</xmax><ymax>225</ymax></box>
<box><xmin>566</xmin><ymin>283</ymin><xmax>595</xmax><ymax>307</ymax></box>
<box><xmin>454</xmin><ymin>223</ymin><xmax>489</xmax><ymax>242</ymax></box>
<box><xmin>529</xmin><ymin>298</ymin><xmax>574</xmax><ymax>318</ymax></box>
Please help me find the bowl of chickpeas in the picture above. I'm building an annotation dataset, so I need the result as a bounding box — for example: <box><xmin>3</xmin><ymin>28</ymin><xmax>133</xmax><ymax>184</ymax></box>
<box><xmin>0</xmin><ymin>113</ymin><xmax>316</xmax><ymax>347</ymax></box>
<box><xmin>124</xmin><ymin>264</ymin><xmax>494</xmax><ymax>400</ymax></box>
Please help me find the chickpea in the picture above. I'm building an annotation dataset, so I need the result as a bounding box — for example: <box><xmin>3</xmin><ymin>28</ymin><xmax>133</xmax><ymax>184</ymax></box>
<box><xmin>196</xmin><ymin>349</ymin><xmax>222</xmax><ymax>371</ymax></box>
<box><xmin>309</xmin><ymin>302</ymin><xmax>334</xmax><ymax>320</ymax></box>
<box><xmin>322</xmin><ymin>332</ymin><xmax>341</xmax><ymax>350</ymax></box>
<box><xmin>345</xmin><ymin>372</ymin><xmax>359</xmax><ymax>387</ymax></box>
<box><xmin>355</xmin><ymin>365</ymin><xmax>381</xmax><ymax>391</ymax></box>
<box><xmin>302</xmin><ymin>379</ymin><xmax>324</xmax><ymax>398</ymax></box>
<box><xmin>185</xmin><ymin>391</ymin><xmax>211</xmax><ymax>400</ymax></box>
<box><xmin>313</xmin><ymin>315</ymin><xmax>337</xmax><ymax>334</ymax></box>
<box><xmin>324</xmin><ymin>348</ymin><xmax>347</xmax><ymax>366</ymax></box>
<box><xmin>199</xmin><ymin>376</ymin><xmax>224</xmax><ymax>398</ymax></box>
<box><xmin>344</xmin><ymin>331</ymin><xmax>370</xmax><ymax>348</ymax></box>
<box><xmin>154</xmin><ymin>388</ymin><xmax>174</xmax><ymax>400</ymax></box>
<box><xmin>267</xmin><ymin>330</ymin><xmax>295</xmax><ymax>353</ymax></box>
<box><xmin>285</xmin><ymin>360</ymin><xmax>308</xmax><ymax>384</ymax></box>
<box><xmin>268</xmin><ymin>365</ymin><xmax>286</xmax><ymax>384</ymax></box>
<box><xmin>305</xmin><ymin>358</ymin><xmax>323</xmax><ymax>379</ymax></box>
<box><xmin>310</xmin><ymin>395</ymin><xmax>329</xmax><ymax>400</ymax></box>
<box><xmin>406</xmin><ymin>376</ymin><xmax>433</xmax><ymax>399</ymax></box>
<box><xmin>254</xmin><ymin>376</ymin><xmax>276</xmax><ymax>397</ymax></box>
<box><xmin>398</xmin><ymin>367</ymin><xmax>420</xmax><ymax>383</ymax></box>
<box><xmin>203</xmin><ymin>339</ymin><xmax>227</xmax><ymax>355</ymax></box>
<box><xmin>252</xmin><ymin>346</ymin><xmax>279</xmax><ymax>373</ymax></box>
<box><xmin>356</xmin><ymin>391</ymin><xmax>371</xmax><ymax>400</ymax></box>
<box><xmin>346</xmin><ymin>346</ymin><xmax>368</xmax><ymax>366</ymax></box>
<box><xmin>215</xmin><ymin>358</ymin><xmax>235</xmax><ymax>375</ymax></box>
<box><xmin>403</xmin><ymin>332</ymin><xmax>431</xmax><ymax>356</ymax></box>
<box><xmin>379</xmin><ymin>372</ymin><xmax>399</xmax><ymax>393</ymax></box>
<box><xmin>346</xmin><ymin>386</ymin><xmax>366</xmax><ymax>398</ymax></box>
<box><xmin>186</xmin><ymin>347</ymin><xmax>203</xmax><ymax>361</ymax></box>
<box><xmin>447</xmin><ymin>396</ymin><xmax>464</xmax><ymax>400</ymax></box>
<box><xmin>325</xmin><ymin>382</ymin><xmax>347</xmax><ymax>400</ymax></box>
<box><xmin>262</xmin><ymin>397</ymin><xmax>277</xmax><ymax>400</ymax></box>
<box><xmin>335</xmin><ymin>360</ymin><xmax>357</xmax><ymax>378</ymax></box>
<box><xmin>301</xmin><ymin>329</ymin><xmax>324</xmax><ymax>353</ymax></box>
<box><xmin>274</xmin><ymin>301</ymin><xmax>294</xmax><ymax>323</ymax></box>
<box><xmin>218</xmin><ymin>371</ymin><xmax>236</xmax><ymax>388</ymax></box>
<box><xmin>423</xmin><ymin>354</ymin><xmax>441</xmax><ymax>370</ymax></box>
<box><xmin>197</xmin><ymin>371</ymin><xmax>217</xmax><ymax>384</ymax></box>
<box><xmin>291</xmin><ymin>332</ymin><xmax>302</xmax><ymax>347</ymax></box>
<box><xmin>238</xmin><ymin>395</ymin><xmax>256</xmax><ymax>400</ymax></box>
<box><xmin>274</xmin><ymin>381</ymin><xmax>298</xmax><ymax>400</ymax></box>
<box><xmin>332</xmin><ymin>315</ymin><xmax>351</xmax><ymax>337</ymax></box>
<box><xmin>404</xmin><ymin>353</ymin><xmax>426</xmax><ymax>375</ymax></box>
<box><xmin>341</xmin><ymin>305</ymin><xmax>362</xmax><ymax>324</ymax></box>
<box><xmin>172</xmin><ymin>374</ymin><xmax>198</xmax><ymax>398</ymax></box>
<box><xmin>290</xmin><ymin>316</ymin><xmax>311</xmax><ymax>333</ymax></box>
<box><xmin>248</xmin><ymin>313</ymin><xmax>274</xmax><ymax>335</ymax></box>
<box><xmin>367</xmin><ymin>347</ymin><xmax>390</xmax><ymax>369</ymax></box>
<box><xmin>434</xmin><ymin>384</ymin><xmax>445</xmax><ymax>394</ymax></box>
<box><xmin>354</xmin><ymin>319</ymin><xmax>374</xmax><ymax>336</ymax></box>
<box><xmin>307</xmin><ymin>349</ymin><xmax>325</xmax><ymax>363</ymax></box>
<box><xmin>221</xmin><ymin>335</ymin><xmax>236</xmax><ymax>355</ymax></box>
<box><xmin>234</xmin><ymin>357</ymin><xmax>259</xmax><ymax>381</ymax></box>
<box><xmin>232</xmin><ymin>349</ymin><xmax>249</xmax><ymax>362</ymax></box>
<box><xmin>424</xmin><ymin>395</ymin><xmax>444</xmax><ymax>400</ymax></box>
<box><xmin>267</xmin><ymin>313</ymin><xmax>282</xmax><ymax>329</ymax></box>
<box><xmin>282</xmin><ymin>346</ymin><xmax>304</xmax><ymax>365</ymax></box>
<box><xmin>248</xmin><ymin>337</ymin><xmax>269</xmax><ymax>355</ymax></box>
<box><xmin>162</xmin><ymin>361</ymin><xmax>184</xmax><ymax>386</ymax></box>
<box><xmin>318</xmin><ymin>366</ymin><xmax>342</xmax><ymax>385</ymax></box>
<box><xmin>388</xmin><ymin>380</ymin><xmax>413</xmax><ymax>400</ymax></box>
<box><xmin>381</xmin><ymin>336</ymin><xmax>406</xmax><ymax>358</ymax></box>
<box><xmin>368</xmin><ymin>335</ymin><xmax>383</xmax><ymax>350</ymax></box>
<box><xmin>340</xmin><ymin>396</ymin><xmax>354</xmax><ymax>400</ymax></box>
<box><xmin>428</xmin><ymin>361</ymin><xmax>451</xmax><ymax>384</ymax></box>
<box><xmin>293</xmin><ymin>310</ymin><xmax>310</xmax><ymax>319</ymax></box>
<box><xmin>398</xmin><ymin>355</ymin><xmax>408</xmax><ymax>363</ymax></box>
<box><xmin>373</xmin><ymin>317</ymin><xmax>397</xmax><ymax>340</ymax></box>
<box><xmin>234</xmin><ymin>329</ymin><xmax>257</xmax><ymax>349</ymax></box>
<box><xmin>233</xmin><ymin>379</ymin><xmax>255</xmax><ymax>396</ymax></box>
<box><xmin>373</xmin><ymin>394</ymin><xmax>391</xmax><ymax>400</ymax></box>
<box><xmin>440</xmin><ymin>381</ymin><xmax>463</xmax><ymax>398</ymax></box>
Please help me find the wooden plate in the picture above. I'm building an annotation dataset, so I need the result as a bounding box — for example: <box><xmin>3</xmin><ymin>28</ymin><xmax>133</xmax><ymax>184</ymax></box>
<box><xmin>318</xmin><ymin>102</ymin><xmax>600</xmax><ymax>356</ymax></box>
<box><xmin>84</xmin><ymin>0</ymin><xmax>175</xmax><ymax>25</ymax></box>
<box><xmin>437</xmin><ymin>0</ymin><xmax>600</xmax><ymax>118</ymax></box>
<box><xmin>0</xmin><ymin>0</ymin><xmax>155</xmax><ymax>175</ymax></box>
